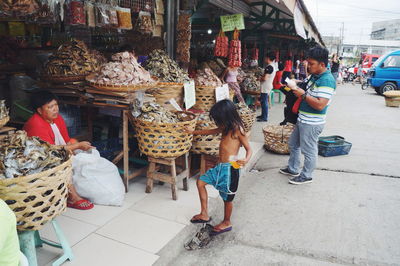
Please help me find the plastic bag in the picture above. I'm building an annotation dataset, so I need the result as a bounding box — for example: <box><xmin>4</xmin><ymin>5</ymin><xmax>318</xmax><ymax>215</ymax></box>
<box><xmin>95</xmin><ymin>3</ymin><xmax>110</xmax><ymax>27</ymax></box>
<box><xmin>116</xmin><ymin>7</ymin><xmax>132</xmax><ymax>30</ymax></box>
<box><xmin>67</xmin><ymin>0</ymin><xmax>86</xmax><ymax>25</ymax></box>
<box><xmin>108</xmin><ymin>6</ymin><xmax>118</xmax><ymax>27</ymax></box>
<box><xmin>85</xmin><ymin>2</ymin><xmax>95</xmax><ymax>27</ymax></box>
<box><xmin>135</xmin><ymin>11</ymin><xmax>153</xmax><ymax>34</ymax></box>
<box><xmin>72</xmin><ymin>149</ymin><xmax>125</xmax><ymax>206</ymax></box>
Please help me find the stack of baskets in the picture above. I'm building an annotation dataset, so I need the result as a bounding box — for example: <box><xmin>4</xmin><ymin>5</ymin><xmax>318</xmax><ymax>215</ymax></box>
<box><xmin>193</xmin><ymin>86</ymin><xmax>234</xmax><ymax>111</ymax></box>
<box><xmin>263</xmin><ymin>123</ymin><xmax>295</xmax><ymax>154</ymax></box>
<box><xmin>0</xmin><ymin>155</ymin><xmax>73</xmax><ymax>231</ymax></box>
<box><xmin>383</xmin><ymin>90</ymin><xmax>400</xmax><ymax>107</ymax></box>
<box><xmin>191</xmin><ymin>113</ymin><xmax>221</xmax><ymax>156</ymax></box>
<box><xmin>133</xmin><ymin>111</ymin><xmax>197</xmax><ymax>158</ymax></box>
<box><xmin>236</xmin><ymin>103</ymin><xmax>256</xmax><ymax>133</ymax></box>
<box><xmin>148</xmin><ymin>82</ymin><xmax>184</xmax><ymax>110</ymax></box>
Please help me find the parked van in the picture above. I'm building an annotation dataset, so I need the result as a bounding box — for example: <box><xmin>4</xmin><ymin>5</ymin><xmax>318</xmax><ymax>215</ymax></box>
<box><xmin>368</xmin><ymin>50</ymin><xmax>400</xmax><ymax>94</ymax></box>
<box><xmin>348</xmin><ymin>54</ymin><xmax>380</xmax><ymax>80</ymax></box>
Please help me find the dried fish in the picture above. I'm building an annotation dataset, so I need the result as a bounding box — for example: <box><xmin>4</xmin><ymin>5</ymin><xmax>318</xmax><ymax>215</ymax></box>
<box><xmin>43</xmin><ymin>39</ymin><xmax>105</xmax><ymax>76</ymax></box>
<box><xmin>0</xmin><ymin>100</ymin><xmax>9</xmax><ymax>120</ymax></box>
<box><xmin>145</xmin><ymin>49</ymin><xmax>189</xmax><ymax>83</ymax></box>
<box><xmin>88</xmin><ymin>52</ymin><xmax>154</xmax><ymax>86</ymax></box>
<box><xmin>0</xmin><ymin>131</ymin><xmax>68</xmax><ymax>179</ymax></box>
<box><xmin>195</xmin><ymin>68</ymin><xmax>222</xmax><ymax>87</ymax></box>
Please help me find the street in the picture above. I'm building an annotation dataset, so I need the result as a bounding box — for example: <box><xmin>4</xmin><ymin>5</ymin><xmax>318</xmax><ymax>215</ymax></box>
<box><xmin>155</xmin><ymin>83</ymin><xmax>400</xmax><ymax>266</ymax></box>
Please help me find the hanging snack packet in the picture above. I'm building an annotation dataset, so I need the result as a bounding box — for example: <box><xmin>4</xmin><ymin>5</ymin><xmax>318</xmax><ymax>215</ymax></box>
<box><xmin>85</xmin><ymin>1</ymin><xmax>95</xmax><ymax>27</ymax></box>
<box><xmin>108</xmin><ymin>6</ymin><xmax>119</xmax><ymax>27</ymax></box>
<box><xmin>95</xmin><ymin>3</ymin><xmax>110</xmax><ymax>27</ymax></box>
<box><xmin>68</xmin><ymin>0</ymin><xmax>86</xmax><ymax>25</ymax></box>
<box><xmin>116</xmin><ymin>7</ymin><xmax>132</xmax><ymax>30</ymax></box>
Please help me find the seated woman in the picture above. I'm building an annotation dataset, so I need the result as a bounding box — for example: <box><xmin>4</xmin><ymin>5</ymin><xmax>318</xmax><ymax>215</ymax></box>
<box><xmin>23</xmin><ymin>90</ymin><xmax>94</xmax><ymax>210</ymax></box>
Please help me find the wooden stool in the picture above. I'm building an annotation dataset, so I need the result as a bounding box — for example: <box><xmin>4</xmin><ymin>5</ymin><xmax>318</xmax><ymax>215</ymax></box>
<box><xmin>146</xmin><ymin>153</ymin><xmax>189</xmax><ymax>200</ymax></box>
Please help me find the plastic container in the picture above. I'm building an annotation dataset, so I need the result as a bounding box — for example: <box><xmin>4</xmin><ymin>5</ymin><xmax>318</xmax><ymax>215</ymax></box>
<box><xmin>318</xmin><ymin>141</ymin><xmax>352</xmax><ymax>157</ymax></box>
<box><xmin>318</xmin><ymin>135</ymin><xmax>345</xmax><ymax>146</ymax></box>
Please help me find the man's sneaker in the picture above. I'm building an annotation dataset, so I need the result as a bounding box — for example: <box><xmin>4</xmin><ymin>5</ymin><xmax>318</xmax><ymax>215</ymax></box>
<box><xmin>288</xmin><ymin>176</ymin><xmax>313</xmax><ymax>185</ymax></box>
<box><xmin>279</xmin><ymin>167</ymin><xmax>300</xmax><ymax>177</ymax></box>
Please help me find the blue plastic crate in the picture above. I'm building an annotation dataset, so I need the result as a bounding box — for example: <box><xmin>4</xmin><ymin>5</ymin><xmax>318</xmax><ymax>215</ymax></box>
<box><xmin>318</xmin><ymin>135</ymin><xmax>345</xmax><ymax>146</ymax></box>
<box><xmin>318</xmin><ymin>141</ymin><xmax>352</xmax><ymax>157</ymax></box>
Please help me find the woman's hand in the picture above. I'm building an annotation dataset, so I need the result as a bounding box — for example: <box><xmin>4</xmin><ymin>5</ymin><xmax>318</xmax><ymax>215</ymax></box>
<box><xmin>78</xmin><ymin>141</ymin><xmax>94</xmax><ymax>151</ymax></box>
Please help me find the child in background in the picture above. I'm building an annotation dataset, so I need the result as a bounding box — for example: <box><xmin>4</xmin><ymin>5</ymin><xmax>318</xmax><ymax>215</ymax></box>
<box><xmin>188</xmin><ymin>100</ymin><xmax>252</xmax><ymax>235</ymax></box>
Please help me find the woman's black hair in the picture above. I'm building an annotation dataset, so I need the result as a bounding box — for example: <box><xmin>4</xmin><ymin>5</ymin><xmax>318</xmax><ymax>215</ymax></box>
<box><xmin>209</xmin><ymin>99</ymin><xmax>244</xmax><ymax>136</ymax></box>
<box><xmin>306</xmin><ymin>46</ymin><xmax>329</xmax><ymax>67</ymax></box>
<box><xmin>265</xmin><ymin>51</ymin><xmax>276</xmax><ymax>61</ymax></box>
<box><xmin>119</xmin><ymin>44</ymin><xmax>135</xmax><ymax>53</ymax></box>
<box><xmin>31</xmin><ymin>90</ymin><xmax>58</xmax><ymax>111</ymax></box>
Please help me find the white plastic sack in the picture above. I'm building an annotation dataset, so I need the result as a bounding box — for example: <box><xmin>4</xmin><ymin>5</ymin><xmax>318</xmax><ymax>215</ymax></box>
<box><xmin>72</xmin><ymin>149</ymin><xmax>125</xmax><ymax>206</ymax></box>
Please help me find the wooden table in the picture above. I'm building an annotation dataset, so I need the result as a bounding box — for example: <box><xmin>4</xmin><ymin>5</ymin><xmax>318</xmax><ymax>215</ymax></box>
<box><xmin>55</xmin><ymin>99</ymin><xmax>144</xmax><ymax>192</ymax></box>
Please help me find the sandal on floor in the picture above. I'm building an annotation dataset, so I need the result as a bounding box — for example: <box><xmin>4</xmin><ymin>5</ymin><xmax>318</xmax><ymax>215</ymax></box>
<box><xmin>67</xmin><ymin>199</ymin><xmax>94</xmax><ymax>210</ymax></box>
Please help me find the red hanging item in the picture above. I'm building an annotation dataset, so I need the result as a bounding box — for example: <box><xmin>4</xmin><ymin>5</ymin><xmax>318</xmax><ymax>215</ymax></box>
<box><xmin>214</xmin><ymin>30</ymin><xmax>229</xmax><ymax>58</ymax></box>
<box><xmin>251</xmin><ymin>43</ymin><xmax>259</xmax><ymax>60</ymax></box>
<box><xmin>228</xmin><ymin>28</ymin><xmax>242</xmax><ymax>67</ymax></box>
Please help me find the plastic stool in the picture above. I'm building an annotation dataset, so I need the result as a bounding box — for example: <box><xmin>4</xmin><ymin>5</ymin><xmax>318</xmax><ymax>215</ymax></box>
<box><xmin>18</xmin><ymin>219</ymin><xmax>74</xmax><ymax>266</ymax></box>
<box><xmin>270</xmin><ymin>89</ymin><xmax>283</xmax><ymax>106</ymax></box>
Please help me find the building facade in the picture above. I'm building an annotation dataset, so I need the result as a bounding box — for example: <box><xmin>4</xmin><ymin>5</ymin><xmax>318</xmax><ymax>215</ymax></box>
<box><xmin>371</xmin><ymin>19</ymin><xmax>400</xmax><ymax>41</ymax></box>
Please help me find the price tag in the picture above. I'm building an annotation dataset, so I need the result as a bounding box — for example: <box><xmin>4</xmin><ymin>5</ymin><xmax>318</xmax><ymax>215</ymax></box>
<box><xmin>215</xmin><ymin>84</ymin><xmax>230</xmax><ymax>102</ymax></box>
<box><xmin>184</xmin><ymin>80</ymin><xmax>196</xmax><ymax>109</ymax></box>
<box><xmin>220</xmin><ymin>13</ymin><xmax>245</xmax><ymax>32</ymax></box>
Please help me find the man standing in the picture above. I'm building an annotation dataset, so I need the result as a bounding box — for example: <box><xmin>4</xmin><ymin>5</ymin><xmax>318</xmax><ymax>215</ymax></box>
<box><xmin>258</xmin><ymin>52</ymin><xmax>277</xmax><ymax>122</ymax></box>
<box><xmin>279</xmin><ymin>46</ymin><xmax>336</xmax><ymax>184</ymax></box>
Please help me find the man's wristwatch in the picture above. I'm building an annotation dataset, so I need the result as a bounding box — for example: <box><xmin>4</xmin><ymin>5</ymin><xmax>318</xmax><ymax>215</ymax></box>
<box><xmin>301</xmin><ymin>93</ymin><xmax>307</xmax><ymax>100</ymax></box>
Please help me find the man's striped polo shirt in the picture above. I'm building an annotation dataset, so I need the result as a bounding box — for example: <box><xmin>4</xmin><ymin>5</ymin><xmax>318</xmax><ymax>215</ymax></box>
<box><xmin>298</xmin><ymin>70</ymin><xmax>336</xmax><ymax>125</ymax></box>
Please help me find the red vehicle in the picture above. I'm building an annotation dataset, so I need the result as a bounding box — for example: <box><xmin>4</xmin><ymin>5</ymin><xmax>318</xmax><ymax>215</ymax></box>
<box><xmin>348</xmin><ymin>53</ymin><xmax>381</xmax><ymax>80</ymax></box>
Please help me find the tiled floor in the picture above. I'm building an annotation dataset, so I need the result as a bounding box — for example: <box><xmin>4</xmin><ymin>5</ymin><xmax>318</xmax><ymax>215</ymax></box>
<box><xmin>36</xmin><ymin>141</ymin><xmax>264</xmax><ymax>266</ymax></box>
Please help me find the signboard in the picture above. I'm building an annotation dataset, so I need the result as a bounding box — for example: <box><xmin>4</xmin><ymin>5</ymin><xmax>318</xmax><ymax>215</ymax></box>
<box><xmin>220</xmin><ymin>13</ymin><xmax>245</xmax><ymax>32</ymax></box>
<box><xmin>184</xmin><ymin>80</ymin><xmax>196</xmax><ymax>109</ymax></box>
<box><xmin>215</xmin><ymin>84</ymin><xmax>230</xmax><ymax>102</ymax></box>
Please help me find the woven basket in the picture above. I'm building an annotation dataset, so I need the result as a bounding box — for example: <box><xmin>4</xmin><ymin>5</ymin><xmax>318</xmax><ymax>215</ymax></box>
<box><xmin>148</xmin><ymin>84</ymin><xmax>184</xmax><ymax>110</ymax></box>
<box><xmin>193</xmin><ymin>86</ymin><xmax>234</xmax><ymax>111</ymax></box>
<box><xmin>86</xmin><ymin>74</ymin><xmax>158</xmax><ymax>92</ymax></box>
<box><xmin>263</xmin><ymin>124</ymin><xmax>295</xmax><ymax>154</ymax></box>
<box><xmin>384</xmin><ymin>97</ymin><xmax>400</xmax><ymax>107</ymax></box>
<box><xmin>0</xmin><ymin>155</ymin><xmax>73</xmax><ymax>231</ymax></box>
<box><xmin>191</xmin><ymin>114</ymin><xmax>220</xmax><ymax>155</ymax></box>
<box><xmin>240</xmin><ymin>112</ymin><xmax>256</xmax><ymax>132</ymax></box>
<box><xmin>133</xmin><ymin>112</ymin><xmax>197</xmax><ymax>158</ymax></box>
<box><xmin>41</xmin><ymin>74</ymin><xmax>88</xmax><ymax>83</ymax></box>
<box><xmin>0</xmin><ymin>116</ymin><xmax>9</xmax><ymax>129</ymax></box>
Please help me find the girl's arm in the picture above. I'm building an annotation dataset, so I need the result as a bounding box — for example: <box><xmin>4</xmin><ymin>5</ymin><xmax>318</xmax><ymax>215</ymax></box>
<box><xmin>237</xmin><ymin>131</ymin><xmax>252</xmax><ymax>166</ymax></box>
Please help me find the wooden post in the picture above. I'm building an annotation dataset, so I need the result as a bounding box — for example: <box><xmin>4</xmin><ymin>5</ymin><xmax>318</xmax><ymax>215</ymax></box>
<box><xmin>183</xmin><ymin>153</ymin><xmax>189</xmax><ymax>191</ymax></box>
<box><xmin>170</xmin><ymin>159</ymin><xmax>177</xmax><ymax>200</ymax></box>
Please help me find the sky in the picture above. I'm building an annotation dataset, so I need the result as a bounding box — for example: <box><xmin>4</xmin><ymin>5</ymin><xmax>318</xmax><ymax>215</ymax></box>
<box><xmin>302</xmin><ymin>0</ymin><xmax>400</xmax><ymax>43</ymax></box>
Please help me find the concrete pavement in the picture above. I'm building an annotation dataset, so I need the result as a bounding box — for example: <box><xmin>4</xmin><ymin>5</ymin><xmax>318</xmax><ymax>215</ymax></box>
<box><xmin>155</xmin><ymin>83</ymin><xmax>400</xmax><ymax>265</ymax></box>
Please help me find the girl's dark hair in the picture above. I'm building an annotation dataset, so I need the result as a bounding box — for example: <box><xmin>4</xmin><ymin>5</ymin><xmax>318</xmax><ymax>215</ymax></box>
<box><xmin>210</xmin><ymin>99</ymin><xmax>244</xmax><ymax>136</ymax></box>
<box><xmin>306</xmin><ymin>46</ymin><xmax>329</xmax><ymax>67</ymax></box>
<box><xmin>31</xmin><ymin>90</ymin><xmax>58</xmax><ymax>110</ymax></box>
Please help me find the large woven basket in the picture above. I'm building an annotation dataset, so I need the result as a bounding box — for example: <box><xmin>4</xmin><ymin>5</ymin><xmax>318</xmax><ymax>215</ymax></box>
<box><xmin>134</xmin><ymin>112</ymin><xmax>197</xmax><ymax>158</ymax></box>
<box><xmin>383</xmin><ymin>91</ymin><xmax>400</xmax><ymax>107</ymax></box>
<box><xmin>0</xmin><ymin>116</ymin><xmax>9</xmax><ymax>129</ymax></box>
<box><xmin>148</xmin><ymin>84</ymin><xmax>184</xmax><ymax>110</ymax></box>
<box><xmin>193</xmin><ymin>86</ymin><xmax>234</xmax><ymax>111</ymax></box>
<box><xmin>0</xmin><ymin>155</ymin><xmax>73</xmax><ymax>231</ymax></box>
<box><xmin>191</xmin><ymin>113</ymin><xmax>220</xmax><ymax>155</ymax></box>
<box><xmin>240</xmin><ymin>112</ymin><xmax>256</xmax><ymax>133</ymax></box>
<box><xmin>263</xmin><ymin>124</ymin><xmax>295</xmax><ymax>154</ymax></box>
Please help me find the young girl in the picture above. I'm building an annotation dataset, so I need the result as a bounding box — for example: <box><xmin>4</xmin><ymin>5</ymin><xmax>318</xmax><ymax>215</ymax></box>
<box><xmin>188</xmin><ymin>100</ymin><xmax>252</xmax><ymax>235</ymax></box>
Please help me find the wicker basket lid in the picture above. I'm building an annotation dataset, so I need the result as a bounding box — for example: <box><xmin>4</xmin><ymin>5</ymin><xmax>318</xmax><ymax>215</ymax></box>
<box><xmin>383</xmin><ymin>90</ymin><xmax>400</xmax><ymax>98</ymax></box>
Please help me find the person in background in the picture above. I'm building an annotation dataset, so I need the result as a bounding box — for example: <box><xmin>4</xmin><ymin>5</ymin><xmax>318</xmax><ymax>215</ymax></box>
<box><xmin>0</xmin><ymin>199</ymin><xmax>20</xmax><ymax>266</ymax></box>
<box><xmin>331</xmin><ymin>53</ymin><xmax>340</xmax><ymax>81</ymax></box>
<box><xmin>258</xmin><ymin>52</ymin><xmax>277</xmax><ymax>122</ymax></box>
<box><xmin>295</xmin><ymin>58</ymin><xmax>301</xmax><ymax>79</ymax></box>
<box><xmin>24</xmin><ymin>91</ymin><xmax>94</xmax><ymax>210</ymax></box>
<box><xmin>280</xmin><ymin>46</ymin><xmax>336</xmax><ymax>185</ymax></box>
<box><xmin>352</xmin><ymin>59</ymin><xmax>364</xmax><ymax>85</ymax></box>
<box><xmin>221</xmin><ymin>66</ymin><xmax>245</xmax><ymax>103</ymax></box>
<box><xmin>281</xmin><ymin>56</ymin><xmax>293</xmax><ymax>83</ymax></box>
<box><xmin>299</xmin><ymin>57</ymin><xmax>308</xmax><ymax>80</ymax></box>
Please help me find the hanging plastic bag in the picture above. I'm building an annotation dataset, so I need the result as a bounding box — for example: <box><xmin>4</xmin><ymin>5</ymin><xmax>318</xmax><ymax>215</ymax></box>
<box><xmin>67</xmin><ymin>0</ymin><xmax>86</xmax><ymax>25</ymax></box>
<box><xmin>116</xmin><ymin>7</ymin><xmax>132</xmax><ymax>30</ymax></box>
<box><xmin>95</xmin><ymin>3</ymin><xmax>110</xmax><ymax>27</ymax></box>
<box><xmin>135</xmin><ymin>11</ymin><xmax>153</xmax><ymax>34</ymax></box>
<box><xmin>72</xmin><ymin>149</ymin><xmax>125</xmax><ymax>206</ymax></box>
<box><xmin>108</xmin><ymin>6</ymin><xmax>119</xmax><ymax>27</ymax></box>
<box><xmin>85</xmin><ymin>1</ymin><xmax>95</xmax><ymax>27</ymax></box>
